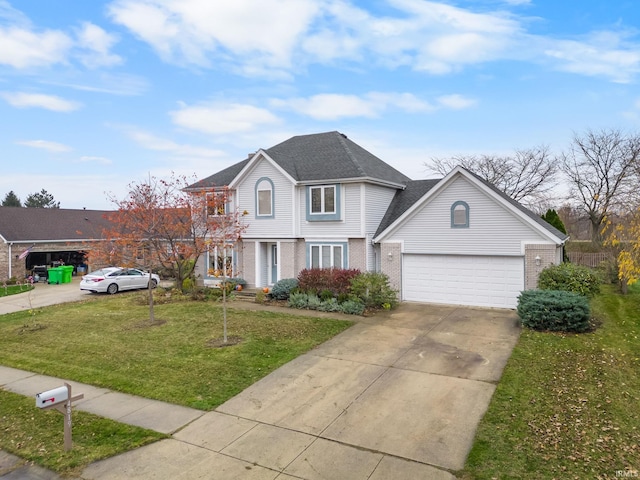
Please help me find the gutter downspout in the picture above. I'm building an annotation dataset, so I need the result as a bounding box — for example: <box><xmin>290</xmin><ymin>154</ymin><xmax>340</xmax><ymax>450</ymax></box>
<box><xmin>8</xmin><ymin>242</ymin><xmax>12</xmax><ymax>279</ymax></box>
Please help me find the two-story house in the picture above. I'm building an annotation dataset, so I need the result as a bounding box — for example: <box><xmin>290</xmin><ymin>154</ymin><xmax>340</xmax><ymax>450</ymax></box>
<box><xmin>186</xmin><ymin>131</ymin><xmax>567</xmax><ymax>309</ymax></box>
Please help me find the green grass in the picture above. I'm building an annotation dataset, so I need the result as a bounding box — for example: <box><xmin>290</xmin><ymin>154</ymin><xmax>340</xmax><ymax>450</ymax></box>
<box><xmin>0</xmin><ymin>293</ymin><xmax>353</xmax><ymax>410</ymax></box>
<box><xmin>0</xmin><ymin>283</ymin><xmax>34</xmax><ymax>297</ymax></box>
<box><xmin>0</xmin><ymin>389</ymin><xmax>166</xmax><ymax>476</ymax></box>
<box><xmin>461</xmin><ymin>284</ymin><xmax>640</xmax><ymax>479</ymax></box>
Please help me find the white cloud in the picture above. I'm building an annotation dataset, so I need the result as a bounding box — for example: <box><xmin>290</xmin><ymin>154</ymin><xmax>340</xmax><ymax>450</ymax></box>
<box><xmin>17</xmin><ymin>140</ymin><xmax>73</xmax><ymax>152</ymax></box>
<box><xmin>79</xmin><ymin>156</ymin><xmax>112</xmax><ymax>165</ymax></box>
<box><xmin>271</xmin><ymin>91</ymin><xmax>473</xmax><ymax>120</ymax></box>
<box><xmin>170</xmin><ymin>102</ymin><xmax>281</xmax><ymax>135</ymax></box>
<box><xmin>105</xmin><ymin>0</ymin><xmax>640</xmax><ymax>83</ymax></box>
<box><xmin>0</xmin><ymin>25</ymin><xmax>72</xmax><ymax>68</ymax></box>
<box><xmin>542</xmin><ymin>31</ymin><xmax>640</xmax><ymax>84</ymax></box>
<box><xmin>437</xmin><ymin>94</ymin><xmax>477</xmax><ymax>110</ymax></box>
<box><xmin>124</xmin><ymin>128</ymin><xmax>227</xmax><ymax>158</ymax></box>
<box><xmin>1</xmin><ymin>91</ymin><xmax>81</xmax><ymax>111</ymax></box>
<box><xmin>0</xmin><ymin>4</ymin><xmax>120</xmax><ymax>70</ymax></box>
<box><xmin>75</xmin><ymin>22</ymin><xmax>122</xmax><ymax>68</ymax></box>
<box><xmin>108</xmin><ymin>0</ymin><xmax>319</xmax><ymax>71</ymax></box>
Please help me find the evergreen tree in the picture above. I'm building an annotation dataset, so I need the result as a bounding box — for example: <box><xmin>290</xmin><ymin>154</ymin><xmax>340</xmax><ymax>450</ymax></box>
<box><xmin>1</xmin><ymin>191</ymin><xmax>22</xmax><ymax>207</ymax></box>
<box><xmin>542</xmin><ymin>209</ymin><xmax>567</xmax><ymax>234</ymax></box>
<box><xmin>24</xmin><ymin>189</ymin><xmax>60</xmax><ymax>208</ymax></box>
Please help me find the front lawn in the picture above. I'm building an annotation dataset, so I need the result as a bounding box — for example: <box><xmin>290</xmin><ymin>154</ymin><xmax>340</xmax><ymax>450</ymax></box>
<box><xmin>461</xmin><ymin>284</ymin><xmax>640</xmax><ymax>479</ymax></box>
<box><xmin>0</xmin><ymin>283</ymin><xmax>34</xmax><ymax>297</ymax></box>
<box><xmin>0</xmin><ymin>389</ymin><xmax>165</xmax><ymax>476</ymax></box>
<box><xmin>0</xmin><ymin>294</ymin><xmax>353</xmax><ymax>410</ymax></box>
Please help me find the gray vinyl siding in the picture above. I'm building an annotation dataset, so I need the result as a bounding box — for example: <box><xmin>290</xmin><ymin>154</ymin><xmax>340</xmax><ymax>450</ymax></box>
<box><xmin>299</xmin><ymin>183</ymin><xmax>362</xmax><ymax>238</ymax></box>
<box><xmin>386</xmin><ymin>176</ymin><xmax>549</xmax><ymax>256</ymax></box>
<box><xmin>364</xmin><ymin>184</ymin><xmax>398</xmax><ymax>269</ymax></box>
<box><xmin>237</xmin><ymin>157</ymin><xmax>295</xmax><ymax>238</ymax></box>
<box><xmin>365</xmin><ymin>184</ymin><xmax>398</xmax><ymax>234</ymax></box>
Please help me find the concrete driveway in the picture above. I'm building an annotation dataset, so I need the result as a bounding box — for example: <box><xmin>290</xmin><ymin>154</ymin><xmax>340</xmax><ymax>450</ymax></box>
<box><xmin>84</xmin><ymin>302</ymin><xmax>521</xmax><ymax>479</ymax></box>
<box><xmin>0</xmin><ymin>277</ymin><xmax>91</xmax><ymax>315</ymax></box>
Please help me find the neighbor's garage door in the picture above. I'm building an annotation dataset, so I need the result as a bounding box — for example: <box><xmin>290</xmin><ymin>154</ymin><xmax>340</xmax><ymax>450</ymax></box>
<box><xmin>402</xmin><ymin>254</ymin><xmax>524</xmax><ymax>309</ymax></box>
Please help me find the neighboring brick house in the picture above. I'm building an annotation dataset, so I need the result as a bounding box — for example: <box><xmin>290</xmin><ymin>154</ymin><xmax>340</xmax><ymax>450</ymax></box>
<box><xmin>0</xmin><ymin>207</ymin><xmax>112</xmax><ymax>281</ymax></box>
<box><xmin>187</xmin><ymin>131</ymin><xmax>568</xmax><ymax>309</ymax></box>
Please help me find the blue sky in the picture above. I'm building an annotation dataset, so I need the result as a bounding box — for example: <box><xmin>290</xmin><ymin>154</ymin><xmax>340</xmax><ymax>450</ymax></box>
<box><xmin>1</xmin><ymin>0</ymin><xmax>639</xmax><ymax>210</ymax></box>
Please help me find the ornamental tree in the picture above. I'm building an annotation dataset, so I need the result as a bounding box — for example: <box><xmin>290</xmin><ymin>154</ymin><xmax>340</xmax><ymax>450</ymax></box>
<box><xmin>88</xmin><ymin>174</ymin><xmax>246</xmax><ymax>324</ymax></box>
<box><xmin>603</xmin><ymin>208</ymin><xmax>640</xmax><ymax>294</ymax></box>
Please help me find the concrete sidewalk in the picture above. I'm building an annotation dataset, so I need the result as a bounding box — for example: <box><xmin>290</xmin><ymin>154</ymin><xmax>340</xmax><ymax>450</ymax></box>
<box><xmin>1</xmin><ymin>298</ymin><xmax>520</xmax><ymax>479</ymax></box>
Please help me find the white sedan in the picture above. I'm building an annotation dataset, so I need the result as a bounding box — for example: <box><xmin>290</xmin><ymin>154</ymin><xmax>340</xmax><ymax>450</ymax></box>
<box><xmin>80</xmin><ymin>267</ymin><xmax>160</xmax><ymax>294</ymax></box>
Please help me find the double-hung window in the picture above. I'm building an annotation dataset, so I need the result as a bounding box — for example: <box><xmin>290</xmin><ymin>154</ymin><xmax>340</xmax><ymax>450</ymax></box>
<box><xmin>207</xmin><ymin>246</ymin><xmax>233</xmax><ymax>277</ymax></box>
<box><xmin>307</xmin><ymin>185</ymin><xmax>340</xmax><ymax>221</ymax></box>
<box><xmin>206</xmin><ymin>192</ymin><xmax>228</xmax><ymax>217</ymax></box>
<box><xmin>309</xmin><ymin>244</ymin><xmax>344</xmax><ymax>269</ymax></box>
<box><xmin>310</xmin><ymin>186</ymin><xmax>335</xmax><ymax>214</ymax></box>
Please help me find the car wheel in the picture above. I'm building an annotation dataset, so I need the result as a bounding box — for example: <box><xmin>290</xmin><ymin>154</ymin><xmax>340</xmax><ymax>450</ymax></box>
<box><xmin>107</xmin><ymin>283</ymin><xmax>119</xmax><ymax>295</ymax></box>
<box><xmin>149</xmin><ymin>279</ymin><xmax>158</xmax><ymax>289</ymax></box>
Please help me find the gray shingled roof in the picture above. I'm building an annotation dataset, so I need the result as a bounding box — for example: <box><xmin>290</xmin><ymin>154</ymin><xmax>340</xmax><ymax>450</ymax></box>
<box><xmin>186</xmin><ymin>132</ymin><xmax>410</xmax><ymax>189</ymax></box>
<box><xmin>0</xmin><ymin>207</ymin><xmax>112</xmax><ymax>242</ymax></box>
<box><xmin>184</xmin><ymin>158</ymin><xmax>251</xmax><ymax>191</ymax></box>
<box><xmin>375</xmin><ymin>179</ymin><xmax>441</xmax><ymax>237</ymax></box>
<box><xmin>264</xmin><ymin>131</ymin><xmax>410</xmax><ymax>184</ymax></box>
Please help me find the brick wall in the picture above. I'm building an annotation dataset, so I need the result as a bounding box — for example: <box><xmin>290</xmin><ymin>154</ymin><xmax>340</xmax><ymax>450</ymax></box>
<box><xmin>241</xmin><ymin>240</ymin><xmax>255</xmax><ymax>287</ymax></box>
<box><xmin>524</xmin><ymin>244</ymin><xmax>558</xmax><ymax>290</ymax></box>
<box><xmin>348</xmin><ymin>238</ymin><xmax>367</xmax><ymax>271</ymax></box>
<box><xmin>380</xmin><ymin>243</ymin><xmax>402</xmax><ymax>293</ymax></box>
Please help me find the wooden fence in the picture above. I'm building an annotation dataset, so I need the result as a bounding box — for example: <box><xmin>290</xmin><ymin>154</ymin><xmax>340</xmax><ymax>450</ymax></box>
<box><xmin>566</xmin><ymin>252</ymin><xmax>612</xmax><ymax>268</ymax></box>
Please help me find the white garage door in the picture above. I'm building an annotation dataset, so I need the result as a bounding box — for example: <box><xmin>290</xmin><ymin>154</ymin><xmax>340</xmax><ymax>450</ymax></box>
<box><xmin>403</xmin><ymin>254</ymin><xmax>524</xmax><ymax>309</ymax></box>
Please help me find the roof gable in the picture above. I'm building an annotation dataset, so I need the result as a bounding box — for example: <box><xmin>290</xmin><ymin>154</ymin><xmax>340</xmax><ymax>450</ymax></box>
<box><xmin>0</xmin><ymin>207</ymin><xmax>113</xmax><ymax>242</ymax></box>
<box><xmin>374</xmin><ymin>167</ymin><xmax>568</xmax><ymax>244</ymax></box>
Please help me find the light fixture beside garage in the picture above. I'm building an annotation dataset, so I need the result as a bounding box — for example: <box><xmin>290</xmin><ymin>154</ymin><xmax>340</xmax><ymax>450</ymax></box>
<box><xmin>535</xmin><ymin>255</ymin><xmax>541</xmax><ymax>266</ymax></box>
<box><xmin>387</xmin><ymin>252</ymin><xmax>393</xmax><ymax>261</ymax></box>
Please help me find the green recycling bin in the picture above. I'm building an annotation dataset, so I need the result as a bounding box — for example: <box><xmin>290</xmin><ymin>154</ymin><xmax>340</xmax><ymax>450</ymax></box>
<box><xmin>61</xmin><ymin>265</ymin><xmax>74</xmax><ymax>284</ymax></box>
<box><xmin>47</xmin><ymin>267</ymin><xmax>63</xmax><ymax>284</ymax></box>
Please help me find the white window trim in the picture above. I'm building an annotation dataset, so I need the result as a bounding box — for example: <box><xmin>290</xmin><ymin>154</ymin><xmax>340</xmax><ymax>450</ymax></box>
<box><xmin>310</xmin><ymin>185</ymin><xmax>336</xmax><ymax>215</ymax></box>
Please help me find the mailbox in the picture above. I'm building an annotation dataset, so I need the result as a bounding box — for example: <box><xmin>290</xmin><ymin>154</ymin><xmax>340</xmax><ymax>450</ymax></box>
<box><xmin>35</xmin><ymin>386</ymin><xmax>69</xmax><ymax>408</ymax></box>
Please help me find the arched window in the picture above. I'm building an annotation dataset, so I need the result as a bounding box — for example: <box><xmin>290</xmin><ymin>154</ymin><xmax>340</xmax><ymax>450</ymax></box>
<box><xmin>255</xmin><ymin>178</ymin><xmax>274</xmax><ymax>218</ymax></box>
<box><xmin>451</xmin><ymin>201</ymin><xmax>469</xmax><ymax>228</ymax></box>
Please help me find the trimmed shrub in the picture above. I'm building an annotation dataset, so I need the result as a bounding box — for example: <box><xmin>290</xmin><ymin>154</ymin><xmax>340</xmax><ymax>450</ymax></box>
<box><xmin>349</xmin><ymin>272</ymin><xmax>398</xmax><ymax>309</ymax></box>
<box><xmin>297</xmin><ymin>268</ymin><xmax>361</xmax><ymax>296</ymax></box>
<box><xmin>318</xmin><ymin>298</ymin><xmax>342</xmax><ymax>312</ymax></box>
<box><xmin>288</xmin><ymin>292</ymin><xmax>310</xmax><ymax>309</ymax></box>
<box><xmin>538</xmin><ymin>262</ymin><xmax>601</xmax><ymax>297</ymax></box>
<box><xmin>320</xmin><ymin>289</ymin><xmax>334</xmax><ymax>301</ymax></box>
<box><xmin>271</xmin><ymin>278</ymin><xmax>299</xmax><ymax>300</ymax></box>
<box><xmin>517</xmin><ymin>289</ymin><xmax>591</xmax><ymax>333</ymax></box>
<box><xmin>307</xmin><ymin>295</ymin><xmax>322</xmax><ymax>310</ymax></box>
<box><xmin>340</xmin><ymin>299</ymin><xmax>365</xmax><ymax>315</ymax></box>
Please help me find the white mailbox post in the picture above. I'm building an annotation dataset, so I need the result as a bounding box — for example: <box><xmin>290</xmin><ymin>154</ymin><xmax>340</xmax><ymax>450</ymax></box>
<box><xmin>35</xmin><ymin>383</ymin><xmax>84</xmax><ymax>451</ymax></box>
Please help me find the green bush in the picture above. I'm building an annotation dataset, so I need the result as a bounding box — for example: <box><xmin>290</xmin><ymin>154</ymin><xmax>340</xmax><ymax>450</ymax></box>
<box><xmin>288</xmin><ymin>292</ymin><xmax>310</xmax><ymax>309</ymax></box>
<box><xmin>340</xmin><ymin>299</ymin><xmax>365</xmax><ymax>315</ymax></box>
<box><xmin>271</xmin><ymin>278</ymin><xmax>299</xmax><ymax>300</ymax></box>
<box><xmin>307</xmin><ymin>295</ymin><xmax>322</xmax><ymax>310</ymax></box>
<box><xmin>517</xmin><ymin>289</ymin><xmax>591</xmax><ymax>333</ymax></box>
<box><xmin>349</xmin><ymin>272</ymin><xmax>398</xmax><ymax>309</ymax></box>
<box><xmin>318</xmin><ymin>298</ymin><xmax>342</xmax><ymax>312</ymax></box>
<box><xmin>538</xmin><ymin>262</ymin><xmax>601</xmax><ymax>297</ymax></box>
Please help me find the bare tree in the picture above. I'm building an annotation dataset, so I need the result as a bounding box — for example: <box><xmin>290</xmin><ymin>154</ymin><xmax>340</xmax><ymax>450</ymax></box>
<box><xmin>426</xmin><ymin>145</ymin><xmax>558</xmax><ymax>207</ymax></box>
<box><xmin>560</xmin><ymin>129</ymin><xmax>640</xmax><ymax>244</ymax></box>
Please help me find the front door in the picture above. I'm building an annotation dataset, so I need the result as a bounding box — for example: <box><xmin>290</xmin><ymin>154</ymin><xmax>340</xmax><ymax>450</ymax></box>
<box><xmin>270</xmin><ymin>244</ymin><xmax>278</xmax><ymax>285</ymax></box>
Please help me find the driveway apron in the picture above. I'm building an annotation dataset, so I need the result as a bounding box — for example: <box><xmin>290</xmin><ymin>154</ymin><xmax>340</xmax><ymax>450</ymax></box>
<box><xmin>83</xmin><ymin>302</ymin><xmax>520</xmax><ymax>479</ymax></box>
